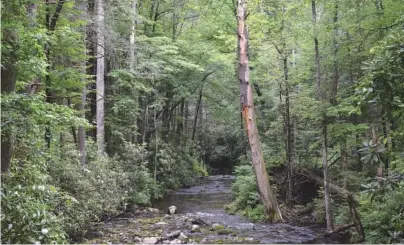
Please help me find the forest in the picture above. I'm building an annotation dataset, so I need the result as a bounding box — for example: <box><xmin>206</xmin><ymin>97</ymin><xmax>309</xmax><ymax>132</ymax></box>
<box><xmin>1</xmin><ymin>0</ymin><xmax>403</xmax><ymax>244</ymax></box>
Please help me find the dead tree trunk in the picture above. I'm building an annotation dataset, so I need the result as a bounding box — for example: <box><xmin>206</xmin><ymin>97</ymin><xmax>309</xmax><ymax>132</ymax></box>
<box><xmin>237</xmin><ymin>0</ymin><xmax>282</xmax><ymax>222</ymax></box>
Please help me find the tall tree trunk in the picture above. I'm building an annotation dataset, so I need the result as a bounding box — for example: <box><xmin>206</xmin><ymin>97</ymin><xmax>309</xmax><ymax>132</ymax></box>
<box><xmin>130</xmin><ymin>0</ymin><xmax>138</xmax><ymax>144</ymax></box>
<box><xmin>331</xmin><ymin>1</ymin><xmax>339</xmax><ymax>106</ymax></box>
<box><xmin>192</xmin><ymin>85</ymin><xmax>204</xmax><ymax>141</ymax></box>
<box><xmin>312</xmin><ymin>0</ymin><xmax>334</xmax><ymax>230</ymax></box>
<box><xmin>237</xmin><ymin>0</ymin><xmax>282</xmax><ymax>222</ymax></box>
<box><xmin>162</xmin><ymin>90</ymin><xmax>171</xmax><ymax>142</ymax></box>
<box><xmin>78</xmin><ymin>83</ymin><xmax>87</xmax><ymax>167</ymax></box>
<box><xmin>177</xmin><ymin>98</ymin><xmax>185</xmax><ymax>137</ymax></box>
<box><xmin>96</xmin><ymin>0</ymin><xmax>105</xmax><ymax>155</ymax></box>
<box><xmin>77</xmin><ymin>1</ymin><xmax>88</xmax><ymax>167</ymax></box>
<box><xmin>1</xmin><ymin>31</ymin><xmax>18</xmax><ymax>173</ymax></box>
<box><xmin>184</xmin><ymin>100</ymin><xmax>189</xmax><ymax>136</ymax></box>
<box><xmin>284</xmin><ymin>56</ymin><xmax>293</xmax><ymax>206</ymax></box>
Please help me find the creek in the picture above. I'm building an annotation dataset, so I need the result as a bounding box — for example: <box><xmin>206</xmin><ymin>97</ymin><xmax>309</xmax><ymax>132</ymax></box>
<box><xmin>83</xmin><ymin>175</ymin><xmax>334</xmax><ymax>244</ymax></box>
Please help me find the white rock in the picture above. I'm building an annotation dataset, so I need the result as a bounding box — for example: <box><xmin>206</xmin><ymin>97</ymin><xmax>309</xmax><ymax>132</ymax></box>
<box><xmin>168</xmin><ymin>205</ymin><xmax>177</xmax><ymax>214</ymax></box>
<box><xmin>147</xmin><ymin>207</ymin><xmax>160</xmax><ymax>213</ymax></box>
<box><xmin>179</xmin><ymin>232</ymin><xmax>188</xmax><ymax>242</ymax></box>
<box><xmin>142</xmin><ymin>237</ymin><xmax>159</xmax><ymax>244</ymax></box>
<box><xmin>170</xmin><ymin>239</ymin><xmax>182</xmax><ymax>244</ymax></box>
<box><xmin>155</xmin><ymin>221</ymin><xmax>168</xmax><ymax>225</ymax></box>
<box><xmin>191</xmin><ymin>224</ymin><xmax>200</xmax><ymax>233</ymax></box>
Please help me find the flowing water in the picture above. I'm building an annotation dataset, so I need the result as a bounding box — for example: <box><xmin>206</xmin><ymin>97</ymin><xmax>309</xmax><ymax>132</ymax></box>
<box><xmin>153</xmin><ymin>175</ymin><xmax>319</xmax><ymax>244</ymax></box>
<box><xmin>84</xmin><ymin>175</ymin><xmax>331</xmax><ymax>244</ymax></box>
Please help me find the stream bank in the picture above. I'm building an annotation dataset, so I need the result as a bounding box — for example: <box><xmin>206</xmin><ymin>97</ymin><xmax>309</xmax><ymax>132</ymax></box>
<box><xmin>82</xmin><ymin>175</ymin><xmax>340</xmax><ymax>244</ymax></box>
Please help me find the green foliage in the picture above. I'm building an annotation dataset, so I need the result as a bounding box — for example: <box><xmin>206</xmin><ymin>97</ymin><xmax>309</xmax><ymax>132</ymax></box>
<box><xmin>153</xmin><ymin>142</ymin><xmax>207</xmax><ymax>193</ymax></box>
<box><xmin>359</xmin><ymin>175</ymin><xmax>404</xmax><ymax>243</ymax></box>
<box><xmin>1</xmin><ymin>163</ymin><xmax>67</xmax><ymax>244</ymax></box>
<box><xmin>114</xmin><ymin>142</ymin><xmax>158</xmax><ymax>204</ymax></box>
<box><xmin>48</xmin><ymin>143</ymin><xmax>129</xmax><ymax>239</ymax></box>
<box><xmin>227</xmin><ymin>165</ymin><xmax>265</xmax><ymax>221</ymax></box>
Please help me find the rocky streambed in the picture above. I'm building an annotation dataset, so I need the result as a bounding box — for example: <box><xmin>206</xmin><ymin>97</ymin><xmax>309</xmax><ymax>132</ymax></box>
<box><xmin>82</xmin><ymin>175</ymin><xmax>327</xmax><ymax>244</ymax></box>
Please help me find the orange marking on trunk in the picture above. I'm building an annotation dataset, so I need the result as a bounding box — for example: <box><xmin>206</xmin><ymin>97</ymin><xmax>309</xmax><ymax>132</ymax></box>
<box><xmin>242</xmin><ymin>106</ymin><xmax>249</xmax><ymax>136</ymax></box>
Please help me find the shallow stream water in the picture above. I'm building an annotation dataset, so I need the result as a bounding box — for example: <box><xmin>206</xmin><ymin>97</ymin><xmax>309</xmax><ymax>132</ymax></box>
<box><xmin>153</xmin><ymin>175</ymin><xmax>318</xmax><ymax>244</ymax></box>
<box><xmin>84</xmin><ymin>175</ymin><xmax>332</xmax><ymax>244</ymax></box>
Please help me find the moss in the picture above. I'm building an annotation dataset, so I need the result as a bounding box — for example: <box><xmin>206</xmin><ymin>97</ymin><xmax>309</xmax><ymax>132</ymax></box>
<box><xmin>217</xmin><ymin>228</ymin><xmax>232</xmax><ymax>235</ymax></box>
<box><xmin>215</xmin><ymin>239</ymin><xmax>225</xmax><ymax>244</ymax></box>
<box><xmin>212</xmin><ymin>224</ymin><xmax>225</xmax><ymax>231</ymax></box>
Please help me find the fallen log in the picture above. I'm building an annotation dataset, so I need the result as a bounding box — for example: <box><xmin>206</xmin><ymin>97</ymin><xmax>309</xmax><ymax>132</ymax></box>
<box><xmin>297</xmin><ymin>167</ymin><xmax>365</xmax><ymax>242</ymax></box>
<box><xmin>314</xmin><ymin>223</ymin><xmax>355</xmax><ymax>239</ymax></box>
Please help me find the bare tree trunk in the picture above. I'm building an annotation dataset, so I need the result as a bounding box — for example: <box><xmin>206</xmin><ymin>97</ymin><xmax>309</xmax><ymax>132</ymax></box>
<box><xmin>341</xmin><ymin>139</ymin><xmax>347</xmax><ymax>188</ymax></box>
<box><xmin>142</xmin><ymin>96</ymin><xmax>149</xmax><ymax>144</ymax></box>
<box><xmin>312</xmin><ymin>0</ymin><xmax>334</xmax><ymax>230</ymax></box>
<box><xmin>237</xmin><ymin>0</ymin><xmax>282</xmax><ymax>222</ymax></box>
<box><xmin>78</xmin><ymin>83</ymin><xmax>87</xmax><ymax>167</ymax></box>
<box><xmin>76</xmin><ymin>0</ymin><xmax>88</xmax><ymax>167</ymax></box>
<box><xmin>284</xmin><ymin>56</ymin><xmax>293</xmax><ymax>206</ymax></box>
<box><xmin>1</xmin><ymin>53</ymin><xmax>17</xmax><ymax>173</ymax></box>
<box><xmin>184</xmin><ymin>100</ymin><xmax>189</xmax><ymax>137</ymax></box>
<box><xmin>192</xmin><ymin>85</ymin><xmax>204</xmax><ymax>141</ymax></box>
<box><xmin>130</xmin><ymin>0</ymin><xmax>138</xmax><ymax>144</ymax></box>
<box><xmin>177</xmin><ymin>98</ymin><xmax>185</xmax><ymax>137</ymax></box>
<box><xmin>96</xmin><ymin>0</ymin><xmax>105</xmax><ymax>155</ymax></box>
<box><xmin>154</xmin><ymin>109</ymin><xmax>158</xmax><ymax>182</ymax></box>
<box><xmin>162</xmin><ymin>91</ymin><xmax>171</xmax><ymax>141</ymax></box>
<box><xmin>331</xmin><ymin>1</ymin><xmax>339</xmax><ymax>106</ymax></box>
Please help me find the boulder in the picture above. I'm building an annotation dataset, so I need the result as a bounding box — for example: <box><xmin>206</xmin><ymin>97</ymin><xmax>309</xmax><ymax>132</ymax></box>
<box><xmin>133</xmin><ymin>236</ymin><xmax>142</xmax><ymax>243</ymax></box>
<box><xmin>170</xmin><ymin>239</ymin><xmax>182</xmax><ymax>244</ymax></box>
<box><xmin>165</xmin><ymin>230</ymin><xmax>181</xmax><ymax>240</ymax></box>
<box><xmin>217</xmin><ymin>229</ymin><xmax>231</xmax><ymax>235</ymax></box>
<box><xmin>142</xmin><ymin>237</ymin><xmax>159</xmax><ymax>244</ymax></box>
<box><xmin>147</xmin><ymin>207</ymin><xmax>160</xmax><ymax>213</ymax></box>
<box><xmin>211</xmin><ymin>223</ymin><xmax>224</xmax><ymax>231</ymax></box>
<box><xmin>168</xmin><ymin>205</ymin><xmax>177</xmax><ymax>214</ymax></box>
<box><xmin>191</xmin><ymin>224</ymin><xmax>200</xmax><ymax>233</ymax></box>
<box><xmin>191</xmin><ymin>217</ymin><xmax>209</xmax><ymax>226</ymax></box>
<box><xmin>179</xmin><ymin>232</ymin><xmax>188</xmax><ymax>242</ymax></box>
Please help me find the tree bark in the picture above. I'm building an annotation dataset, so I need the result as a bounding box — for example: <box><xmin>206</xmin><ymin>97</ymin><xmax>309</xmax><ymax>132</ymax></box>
<box><xmin>162</xmin><ymin>90</ymin><xmax>172</xmax><ymax>142</ymax></box>
<box><xmin>1</xmin><ymin>64</ymin><xmax>16</xmax><ymax>173</ymax></box>
<box><xmin>1</xmin><ymin>37</ymin><xmax>17</xmax><ymax>172</ymax></box>
<box><xmin>192</xmin><ymin>84</ymin><xmax>204</xmax><ymax>141</ymax></box>
<box><xmin>130</xmin><ymin>0</ymin><xmax>138</xmax><ymax>144</ymax></box>
<box><xmin>284</xmin><ymin>56</ymin><xmax>293</xmax><ymax>206</ymax></box>
<box><xmin>177</xmin><ymin>98</ymin><xmax>185</xmax><ymax>137</ymax></box>
<box><xmin>331</xmin><ymin>1</ymin><xmax>339</xmax><ymax>106</ymax></box>
<box><xmin>96</xmin><ymin>0</ymin><xmax>105</xmax><ymax>155</ymax></box>
<box><xmin>312</xmin><ymin>0</ymin><xmax>334</xmax><ymax>230</ymax></box>
<box><xmin>237</xmin><ymin>0</ymin><xmax>282</xmax><ymax>222</ymax></box>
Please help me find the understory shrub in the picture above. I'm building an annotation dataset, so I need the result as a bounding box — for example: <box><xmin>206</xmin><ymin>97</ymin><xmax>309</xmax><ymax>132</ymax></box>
<box><xmin>359</xmin><ymin>173</ymin><xmax>404</xmax><ymax>243</ymax></box>
<box><xmin>1</xmin><ymin>161</ymin><xmax>67</xmax><ymax>244</ymax></box>
<box><xmin>227</xmin><ymin>165</ymin><xmax>265</xmax><ymax>221</ymax></box>
<box><xmin>48</xmin><ymin>142</ymin><xmax>129</xmax><ymax>239</ymax></box>
<box><xmin>152</xmin><ymin>142</ymin><xmax>207</xmax><ymax>194</ymax></box>
<box><xmin>113</xmin><ymin>142</ymin><xmax>159</xmax><ymax>205</ymax></box>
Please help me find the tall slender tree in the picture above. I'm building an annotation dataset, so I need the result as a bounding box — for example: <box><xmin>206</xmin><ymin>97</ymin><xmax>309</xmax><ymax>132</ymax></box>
<box><xmin>237</xmin><ymin>0</ymin><xmax>282</xmax><ymax>222</ymax></box>
<box><xmin>312</xmin><ymin>0</ymin><xmax>333</xmax><ymax>230</ymax></box>
<box><xmin>96</xmin><ymin>0</ymin><xmax>105</xmax><ymax>155</ymax></box>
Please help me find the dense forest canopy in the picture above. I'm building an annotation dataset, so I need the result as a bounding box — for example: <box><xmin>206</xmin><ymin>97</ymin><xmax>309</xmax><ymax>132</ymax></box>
<box><xmin>1</xmin><ymin>0</ymin><xmax>403</xmax><ymax>243</ymax></box>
